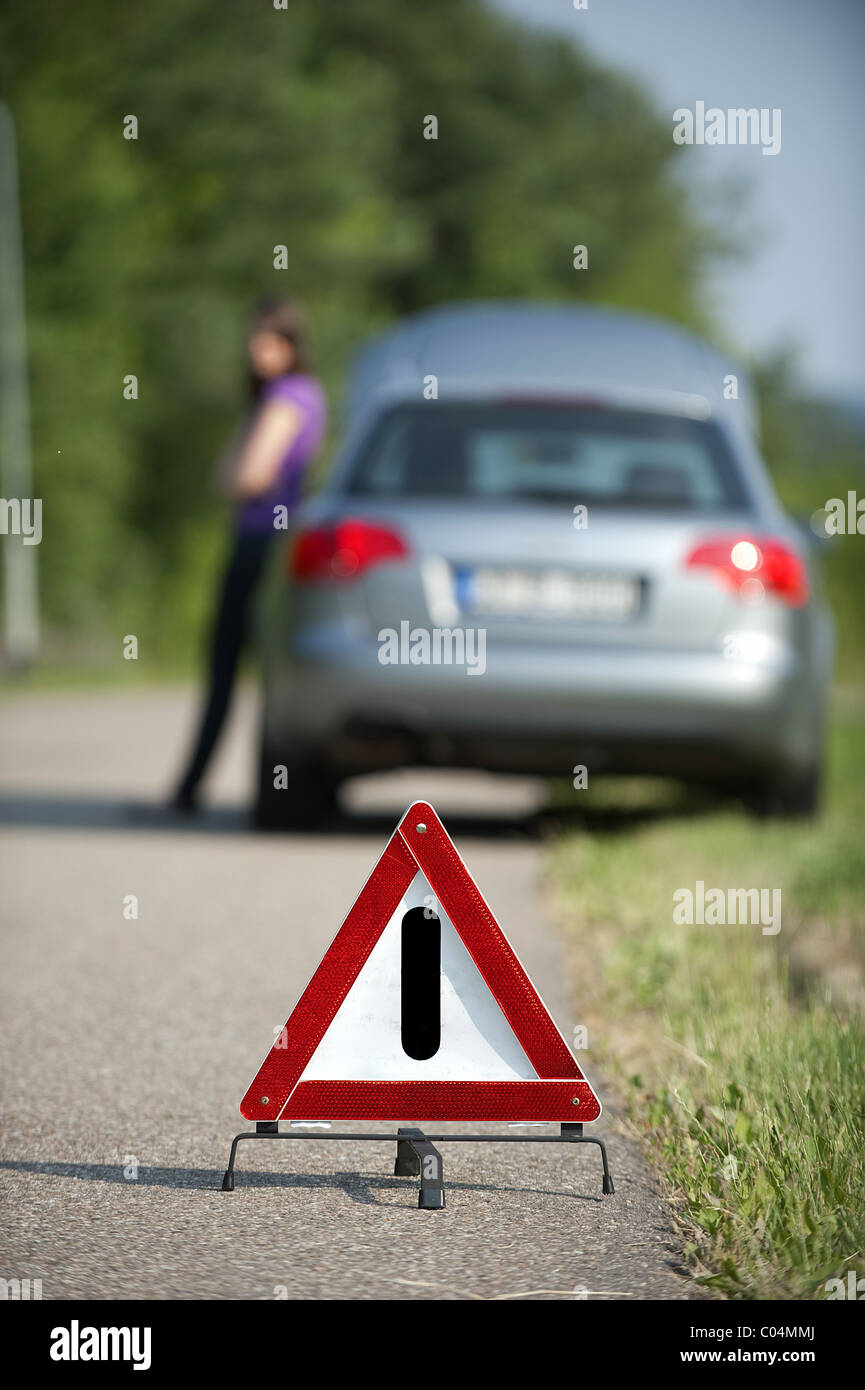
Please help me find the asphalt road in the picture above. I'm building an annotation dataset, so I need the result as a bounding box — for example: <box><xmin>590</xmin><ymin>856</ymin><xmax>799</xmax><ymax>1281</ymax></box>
<box><xmin>0</xmin><ymin>686</ymin><xmax>695</xmax><ymax>1301</ymax></box>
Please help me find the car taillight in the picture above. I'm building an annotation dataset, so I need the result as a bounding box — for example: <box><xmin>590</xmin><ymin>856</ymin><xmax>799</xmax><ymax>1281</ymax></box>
<box><xmin>289</xmin><ymin>519</ymin><xmax>409</xmax><ymax>582</ymax></box>
<box><xmin>684</xmin><ymin>535</ymin><xmax>809</xmax><ymax>607</ymax></box>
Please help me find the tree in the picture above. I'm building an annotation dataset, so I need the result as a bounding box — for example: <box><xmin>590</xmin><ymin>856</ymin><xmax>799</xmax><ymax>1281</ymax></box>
<box><xmin>0</xmin><ymin>0</ymin><xmax>727</xmax><ymax>661</ymax></box>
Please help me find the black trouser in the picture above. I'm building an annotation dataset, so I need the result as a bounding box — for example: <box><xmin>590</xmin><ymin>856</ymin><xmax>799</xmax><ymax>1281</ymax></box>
<box><xmin>176</xmin><ymin>531</ymin><xmax>274</xmax><ymax>799</ymax></box>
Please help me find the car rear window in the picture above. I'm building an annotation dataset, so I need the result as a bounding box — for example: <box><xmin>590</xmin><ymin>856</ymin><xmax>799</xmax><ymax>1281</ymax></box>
<box><xmin>343</xmin><ymin>403</ymin><xmax>749</xmax><ymax>510</ymax></box>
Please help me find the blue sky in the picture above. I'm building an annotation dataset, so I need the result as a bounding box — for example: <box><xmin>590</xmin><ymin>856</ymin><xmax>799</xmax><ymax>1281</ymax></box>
<box><xmin>491</xmin><ymin>0</ymin><xmax>865</xmax><ymax>398</ymax></box>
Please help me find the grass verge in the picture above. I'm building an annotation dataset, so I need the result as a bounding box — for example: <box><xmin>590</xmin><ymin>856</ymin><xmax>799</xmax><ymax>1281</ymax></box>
<box><xmin>546</xmin><ymin>697</ymin><xmax>865</xmax><ymax>1300</ymax></box>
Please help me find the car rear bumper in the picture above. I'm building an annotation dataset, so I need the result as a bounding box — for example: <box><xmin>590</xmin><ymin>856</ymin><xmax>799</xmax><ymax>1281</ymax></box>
<box><xmin>263</xmin><ymin>635</ymin><xmax>821</xmax><ymax>781</ymax></box>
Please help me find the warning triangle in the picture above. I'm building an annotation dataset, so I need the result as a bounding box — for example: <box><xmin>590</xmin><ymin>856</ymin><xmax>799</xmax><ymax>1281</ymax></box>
<box><xmin>240</xmin><ymin>801</ymin><xmax>601</xmax><ymax>1123</ymax></box>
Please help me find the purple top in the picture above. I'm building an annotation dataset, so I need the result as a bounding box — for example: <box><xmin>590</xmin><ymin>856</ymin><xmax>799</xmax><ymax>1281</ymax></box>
<box><xmin>236</xmin><ymin>373</ymin><xmax>327</xmax><ymax>534</ymax></box>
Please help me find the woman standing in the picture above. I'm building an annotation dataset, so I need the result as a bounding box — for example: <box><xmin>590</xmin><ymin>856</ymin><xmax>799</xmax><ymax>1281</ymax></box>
<box><xmin>171</xmin><ymin>298</ymin><xmax>327</xmax><ymax>813</ymax></box>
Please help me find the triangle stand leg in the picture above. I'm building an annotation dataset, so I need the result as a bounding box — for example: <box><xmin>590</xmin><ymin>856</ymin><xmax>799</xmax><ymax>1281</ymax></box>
<box><xmin>398</xmin><ymin>1128</ymin><xmax>445</xmax><ymax>1210</ymax></box>
<box><xmin>222</xmin><ymin>1122</ymin><xmax>277</xmax><ymax>1191</ymax></box>
<box><xmin>394</xmin><ymin>1127</ymin><xmax>421</xmax><ymax>1177</ymax></box>
<box><xmin>561</xmin><ymin>1122</ymin><xmax>615</xmax><ymax>1194</ymax></box>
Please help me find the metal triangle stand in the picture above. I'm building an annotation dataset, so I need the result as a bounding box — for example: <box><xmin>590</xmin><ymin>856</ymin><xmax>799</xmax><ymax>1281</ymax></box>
<box><xmin>221</xmin><ymin>1121</ymin><xmax>614</xmax><ymax>1209</ymax></box>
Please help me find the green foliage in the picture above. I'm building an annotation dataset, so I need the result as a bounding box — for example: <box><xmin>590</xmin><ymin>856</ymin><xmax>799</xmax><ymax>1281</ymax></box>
<box><xmin>1</xmin><ymin>0</ymin><xmax>723</xmax><ymax>663</ymax></box>
<box><xmin>755</xmin><ymin>353</ymin><xmax>865</xmax><ymax>681</ymax></box>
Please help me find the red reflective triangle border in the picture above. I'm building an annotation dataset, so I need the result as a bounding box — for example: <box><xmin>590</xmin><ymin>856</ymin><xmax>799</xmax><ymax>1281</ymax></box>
<box><xmin>240</xmin><ymin>801</ymin><xmax>601</xmax><ymax>1123</ymax></box>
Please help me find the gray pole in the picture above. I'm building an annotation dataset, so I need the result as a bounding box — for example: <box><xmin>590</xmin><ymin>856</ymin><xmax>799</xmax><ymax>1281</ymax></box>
<box><xmin>0</xmin><ymin>102</ymin><xmax>39</xmax><ymax>666</ymax></box>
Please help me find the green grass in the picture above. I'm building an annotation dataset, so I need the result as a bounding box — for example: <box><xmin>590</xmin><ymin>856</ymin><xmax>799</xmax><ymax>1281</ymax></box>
<box><xmin>547</xmin><ymin>698</ymin><xmax>865</xmax><ymax>1299</ymax></box>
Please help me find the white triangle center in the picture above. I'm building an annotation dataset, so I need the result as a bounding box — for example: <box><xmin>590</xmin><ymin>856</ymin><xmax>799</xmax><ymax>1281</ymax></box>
<box><xmin>297</xmin><ymin>871</ymin><xmax>539</xmax><ymax>1083</ymax></box>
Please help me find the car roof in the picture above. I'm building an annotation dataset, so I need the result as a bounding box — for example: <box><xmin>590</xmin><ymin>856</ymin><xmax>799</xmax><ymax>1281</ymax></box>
<box><xmin>347</xmin><ymin>301</ymin><xmax>757</xmax><ymax>440</ymax></box>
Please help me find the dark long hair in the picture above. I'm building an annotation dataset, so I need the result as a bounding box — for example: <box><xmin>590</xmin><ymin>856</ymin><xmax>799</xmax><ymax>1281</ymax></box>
<box><xmin>247</xmin><ymin>297</ymin><xmax>313</xmax><ymax>403</ymax></box>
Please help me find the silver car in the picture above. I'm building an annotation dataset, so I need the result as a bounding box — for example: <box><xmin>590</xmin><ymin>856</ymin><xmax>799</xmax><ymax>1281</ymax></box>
<box><xmin>255</xmin><ymin>303</ymin><xmax>833</xmax><ymax>827</ymax></box>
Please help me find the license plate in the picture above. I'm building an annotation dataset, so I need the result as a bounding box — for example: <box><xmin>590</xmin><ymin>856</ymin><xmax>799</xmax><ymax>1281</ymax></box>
<box><xmin>454</xmin><ymin>566</ymin><xmax>642</xmax><ymax>620</ymax></box>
